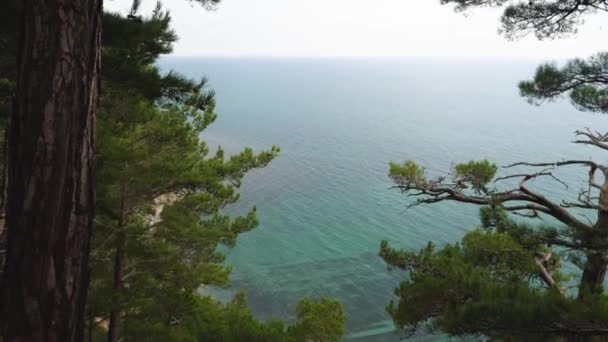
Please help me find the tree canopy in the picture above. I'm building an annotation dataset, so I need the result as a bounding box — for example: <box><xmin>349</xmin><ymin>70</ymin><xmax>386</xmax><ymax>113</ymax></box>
<box><xmin>84</xmin><ymin>5</ymin><xmax>345</xmax><ymax>341</ymax></box>
<box><xmin>382</xmin><ymin>0</ymin><xmax>608</xmax><ymax>339</ymax></box>
<box><xmin>520</xmin><ymin>52</ymin><xmax>608</xmax><ymax>113</ymax></box>
<box><xmin>442</xmin><ymin>0</ymin><xmax>608</xmax><ymax>39</ymax></box>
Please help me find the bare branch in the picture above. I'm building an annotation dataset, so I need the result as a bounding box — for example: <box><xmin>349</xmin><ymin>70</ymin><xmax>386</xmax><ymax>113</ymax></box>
<box><xmin>503</xmin><ymin>204</ymin><xmax>552</xmax><ymax>221</ymax></box>
<box><xmin>512</xmin><ymin>211</ymin><xmax>541</xmax><ymax>219</ymax></box>
<box><xmin>495</xmin><ymin>170</ymin><xmax>569</xmax><ymax>189</ymax></box>
<box><xmin>517</xmin><ymin>176</ymin><xmax>592</xmax><ymax>232</ymax></box>
<box><xmin>504</xmin><ymin>159</ymin><xmax>604</xmax><ymax>171</ymax></box>
<box><xmin>495</xmin><ymin>172</ymin><xmax>552</xmax><ymax>182</ymax></box>
<box><xmin>561</xmin><ymin>201</ymin><xmax>596</xmax><ymax>210</ymax></box>
<box><xmin>574</xmin><ymin>128</ymin><xmax>608</xmax><ymax>152</ymax></box>
<box><xmin>395</xmin><ymin>168</ymin><xmax>594</xmax><ymax>232</ymax></box>
<box><xmin>534</xmin><ymin>251</ymin><xmax>563</xmax><ymax>294</ymax></box>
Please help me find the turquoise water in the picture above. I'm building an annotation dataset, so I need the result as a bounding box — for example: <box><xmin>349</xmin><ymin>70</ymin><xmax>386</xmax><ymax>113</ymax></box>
<box><xmin>159</xmin><ymin>57</ymin><xmax>608</xmax><ymax>340</ymax></box>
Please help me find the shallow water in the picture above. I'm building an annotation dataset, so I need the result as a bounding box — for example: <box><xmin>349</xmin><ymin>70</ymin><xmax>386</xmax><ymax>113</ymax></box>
<box><xmin>160</xmin><ymin>57</ymin><xmax>608</xmax><ymax>340</ymax></box>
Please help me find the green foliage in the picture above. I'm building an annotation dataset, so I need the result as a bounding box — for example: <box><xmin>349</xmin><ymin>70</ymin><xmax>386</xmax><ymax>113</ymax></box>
<box><xmin>479</xmin><ymin>205</ymin><xmax>566</xmax><ymax>249</ymax></box>
<box><xmin>441</xmin><ymin>0</ymin><xmax>603</xmax><ymax>39</ymax></box>
<box><xmin>379</xmin><ymin>206</ymin><xmax>606</xmax><ymax>338</ymax></box>
<box><xmin>381</xmin><ymin>231</ymin><xmax>540</xmax><ymax>337</ymax></box>
<box><xmin>90</xmin><ymin>6</ymin><xmax>275</xmax><ymax>339</ymax></box>
<box><xmin>389</xmin><ymin>159</ymin><xmax>497</xmax><ymax>194</ymax></box>
<box><xmin>116</xmin><ymin>293</ymin><xmax>283</xmax><ymax>342</ymax></box>
<box><xmin>519</xmin><ymin>53</ymin><xmax>608</xmax><ymax>113</ymax></box>
<box><xmin>479</xmin><ymin>204</ymin><xmax>510</xmax><ymax>231</ymax></box>
<box><xmin>90</xmin><ymin>293</ymin><xmax>344</xmax><ymax>342</ymax></box>
<box><xmin>84</xmin><ymin>5</ymin><xmax>343</xmax><ymax>342</ymax></box>
<box><xmin>188</xmin><ymin>0</ymin><xmax>222</xmax><ymax>10</ymax></box>
<box><xmin>454</xmin><ymin>160</ymin><xmax>497</xmax><ymax>193</ymax></box>
<box><xmin>389</xmin><ymin>160</ymin><xmax>427</xmax><ymax>188</ymax></box>
<box><xmin>461</xmin><ymin>229</ymin><xmax>537</xmax><ymax>277</ymax></box>
<box><xmin>288</xmin><ymin>297</ymin><xmax>346</xmax><ymax>342</ymax></box>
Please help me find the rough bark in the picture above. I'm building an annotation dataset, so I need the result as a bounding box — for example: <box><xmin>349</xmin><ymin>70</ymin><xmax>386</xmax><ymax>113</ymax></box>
<box><xmin>579</xmin><ymin>188</ymin><xmax>608</xmax><ymax>298</ymax></box>
<box><xmin>0</xmin><ymin>0</ymin><xmax>102</xmax><ymax>341</ymax></box>
<box><xmin>579</xmin><ymin>252</ymin><xmax>608</xmax><ymax>297</ymax></box>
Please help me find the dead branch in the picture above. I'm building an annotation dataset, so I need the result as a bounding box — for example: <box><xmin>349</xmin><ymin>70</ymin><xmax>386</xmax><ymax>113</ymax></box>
<box><xmin>574</xmin><ymin>128</ymin><xmax>608</xmax><ymax>152</ymax></box>
<box><xmin>504</xmin><ymin>159</ymin><xmax>605</xmax><ymax>172</ymax></box>
<box><xmin>534</xmin><ymin>251</ymin><xmax>563</xmax><ymax>294</ymax></box>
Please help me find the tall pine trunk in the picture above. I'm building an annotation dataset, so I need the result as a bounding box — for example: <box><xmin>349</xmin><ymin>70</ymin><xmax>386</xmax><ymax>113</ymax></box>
<box><xmin>0</xmin><ymin>0</ymin><xmax>102</xmax><ymax>341</ymax></box>
<box><xmin>107</xmin><ymin>241</ymin><xmax>123</xmax><ymax>342</ymax></box>
<box><xmin>108</xmin><ymin>181</ymin><xmax>127</xmax><ymax>342</ymax></box>
<box><xmin>578</xmin><ymin>184</ymin><xmax>608</xmax><ymax>298</ymax></box>
<box><xmin>579</xmin><ymin>252</ymin><xmax>608</xmax><ymax>297</ymax></box>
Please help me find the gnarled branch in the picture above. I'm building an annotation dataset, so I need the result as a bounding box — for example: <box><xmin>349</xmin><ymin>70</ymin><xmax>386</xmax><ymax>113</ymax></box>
<box><xmin>393</xmin><ymin>166</ymin><xmax>593</xmax><ymax>233</ymax></box>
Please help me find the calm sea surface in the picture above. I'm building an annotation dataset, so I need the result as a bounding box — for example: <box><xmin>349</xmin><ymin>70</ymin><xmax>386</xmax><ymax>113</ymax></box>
<box><xmin>159</xmin><ymin>57</ymin><xmax>608</xmax><ymax>340</ymax></box>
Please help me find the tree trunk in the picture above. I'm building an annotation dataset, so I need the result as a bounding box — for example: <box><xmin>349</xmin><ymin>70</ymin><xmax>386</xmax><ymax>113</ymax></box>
<box><xmin>107</xmin><ymin>186</ymin><xmax>127</xmax><ymax>342</ymax></box>
<box><xmin>107</xmin><ymin>242</ymin><xmax>123</xmax><ymax>342</ymax></box>
<box><xmin>0</xmin><ymin>0</ymin><xmax>102</xmax><ymax>341</ymax></box>
<box><xmin>579</xmin><ymin>252</ymin><xmax>608</xmax><ymax>298</ymax></box>
<box><xmin>579</xmin><ymin>189</ymin><xmax>608</xmax><ymax>298</ymax></box>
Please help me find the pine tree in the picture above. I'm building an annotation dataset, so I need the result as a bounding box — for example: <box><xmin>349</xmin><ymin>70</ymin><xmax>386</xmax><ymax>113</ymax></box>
<box><xmin>382</xmin><ymin>0</ymin><xmax>608</xmax><ymax>338</ymax></box>
<box><xmin>84</xmin><ymin>6</ymin><xmax>345</xmax><ymax>341</ymax></box>
<box><xmin>90</xmin><ymin>6</ymin><xmax>277</xmax><ymax>341</ymax></box>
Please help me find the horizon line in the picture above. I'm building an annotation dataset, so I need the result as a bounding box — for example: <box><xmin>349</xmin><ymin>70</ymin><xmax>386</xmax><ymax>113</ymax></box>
<box><xmin>161</xmin><ymin>54</ymin><xmax>580</xmax><ymax>62</ymax></box>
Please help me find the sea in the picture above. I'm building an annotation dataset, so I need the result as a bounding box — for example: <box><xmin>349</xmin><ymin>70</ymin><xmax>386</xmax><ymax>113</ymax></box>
<box><xmin>158</xmin><ymin>57</ymin><xmax>608</xmax><ymax>341</ymax></box>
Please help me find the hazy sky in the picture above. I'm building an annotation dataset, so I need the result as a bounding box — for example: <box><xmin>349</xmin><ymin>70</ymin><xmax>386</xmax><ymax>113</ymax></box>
<box><xmin>105</xmin><ymin>0</ymin><xmax>606</xmax><ymax>58</ymax></box>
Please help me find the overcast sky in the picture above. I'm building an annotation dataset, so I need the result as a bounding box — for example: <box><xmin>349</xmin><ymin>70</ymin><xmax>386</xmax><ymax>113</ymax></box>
<box><xmin>105</xmin><ymin>0</ymin><xmax>606</xmax><ymax>59</ymax></box>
